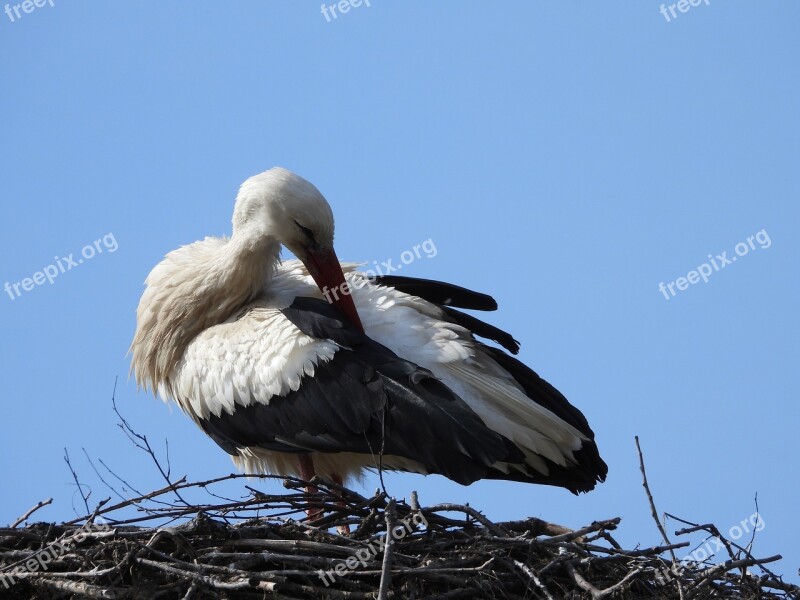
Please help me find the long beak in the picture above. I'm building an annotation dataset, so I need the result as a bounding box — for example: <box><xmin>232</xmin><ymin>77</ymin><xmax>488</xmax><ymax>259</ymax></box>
<box><xmin>304</xmin><ymin>248</ymin><xmax>365</xmax><ymax>333</ymax></box>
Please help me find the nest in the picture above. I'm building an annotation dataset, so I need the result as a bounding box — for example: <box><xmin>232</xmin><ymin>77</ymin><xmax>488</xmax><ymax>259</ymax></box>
<box><xmin>1</xmin><ymin>473</ymin><xmax>797</xmax><ymax>600</ymax></box>
<box><xmin>2</xmin><ymin>404</ymin><xmax>797</xmax><ymax>599</ymax></box>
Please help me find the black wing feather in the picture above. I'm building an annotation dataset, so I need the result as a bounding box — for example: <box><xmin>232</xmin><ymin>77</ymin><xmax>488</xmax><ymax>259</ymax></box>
<box><xmin>481</xmin><ymin>344</ymin><xmax>608</xmax><ymax>489</ymax></box>
<box><xmin>200</xmin><ymin>282</ymin><xmax>607</xmax><ymax>492</ymax></box>
<box><xmin>441</xmin><ymin>306</ymin><xmax>520</xmax><ymax>355</ymax></box>
<box><xmin>199</xmin><ymin>297</ymin><xmax>523</xmax><ymax>486</ymax></box>
<box><xmin>373</xmin><ymin>275</ymin><xmax>519</xmax><ymax>353</ymax></box>
<box><xmin>370</xmin><ymin>274</ymin><xmax>607</xmax><ymax>492</ymax></box>
<box><xmin>372</xmin><ymin>275</ymin><xmax>498</xmax><ymax>311</ymax></box>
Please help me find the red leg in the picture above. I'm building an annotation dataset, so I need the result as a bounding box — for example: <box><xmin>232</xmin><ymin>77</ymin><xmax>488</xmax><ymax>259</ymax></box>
<box><xmin>298</xmin><ymin>454</ymin><xmax>318</xmax><ymax>491</ymax></box>
<box><xmin>298</xmin><ymin>454</ymin><xmax>323</xmax><ymax>520</ymax></box>
<box><xmin>332</xmin><ymin>472</ymin><xmax>351</xmax><ymax>535</ymax></box>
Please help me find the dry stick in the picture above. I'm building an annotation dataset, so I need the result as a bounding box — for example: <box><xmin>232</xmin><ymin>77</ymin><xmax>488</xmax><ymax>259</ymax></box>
<box><xmin>377</xmin><ymin>497</ymin><xmax>396</xmax><ymax>600</ymax></box>
<box><xmin>741</xmin><ymin>495</ymin><xmax>784</xmax><ymax>584</ymax></box>
<box><xmin>97</xmin><ymin>456</ymin><xmax>166</xmax><ymax>509</ymax></box>
<box><xmin>565</xmin><ymin>553</ymin><xmax>649</xmax><ymax>599</ymax></box>
<box><xmin>511</xmin><ymin>559</ymin><xmax>556</xmax><ymax>600</ymax></box>
<box><xmin>308</xmin><ymin>475</ymin><xmax>370</xmax><ymax>504</ymax></box>
<box><xmin>63</xmin><ymin>477</ymin><xmax>187</xmax><ymax>525</ymax></box>
<box><xmin>409</xmin><ymin>490</ymin><xmax>420</xmax><ymax>513</ymax></box>
<box><xmin>754</xmin><ymin>577</ymin><xmax>800</xmax><ymax>595</ymax></box>
<box><xmin>537</xmin><ymin>518</ymin><xmax>620</xmax><ymax>545</ymax></box>
<box><xmin>674</xmin><ymin>522</ymin><xmax>738</xmax><ymax>562</ymax></box>
<box><xmin>689</xmin><ymin>554</ymin><xmax>783</xmax><ymax>593</ymax></box>
<box><xmin>595</xmin><ymin>566</ymin><xmax>644</xmax><ymax>599</ymax></box>
<box><xmin>634</xmin><ymin>437</ymin><xmax>675</xmax><ymax>559</ymax></box>
<box><xmin>667</xmin><ymin>511</ymin><xmax>742</xmax><ymax>572</ymax></box>
<box><xmin>63</xmin><ymin>472</ymin><xmax>288</xmax><ymax>525</ymax></box>
<box><xmin>8</xmin><ymin>420</ymin><xmax>798</xmax><ymax>600</ymax></box>
<box><xmin>135</xmin><ymin>558</ymin><xmax>253</xmax><ymax>591</ymax></box>
<box><xmin>82</xmin><ymin>448</ymin><xmax>137</xmax><ymax>504</ymax></box>
<box><xmin>181</xmin><ymin>580</ymin><xmax>200</xmax><ymax>600</ymax></box>
<box><xmin>11</xmin><ymin>498</ymin><xmax>53</xmax><ymax>528</ymax></box>
<box><xmin>407</xmin><ymin>490</ymin><xmax>427</xmax><ymax>537</ymax></box>
<box><xmin>16</xmin><ymin>566</ymin><xmax>119</xmax><ymax>580</ymax></box>
<box><xmin>634</xmin><ymin>435</ymin><xmax>685</xmax><ymax>600</ymax></box>
<box><xmin>610</xmin><ymin>541</ymin><xmax>690</xmax><ymax>557</ymax></box>
<box><xmin>138</xmin><ymin>544</ymin><xmax>260</xmax><ymax>582</ymax></box>
<box><xmin>354</xmin><ymin>507</ymin><xmax>381</xmax><ymax>540</ymax></box>
<box><xmin>425</xmin><ymin>503</ymin><xmax>509</xmax><ymax>537</ymax></box>
<box><xmin>289</xmin><ymin>518</ymin><xmax>372</xmax><ymax>548</ymax></box>
<box><xmin>111</xmin><ymin>390</ymin><xmax>191</xmax><ymax>508</ymax></box>
<box><xmin>229</xmin><ymin>538</ymin><xmax>358</xmax><ymax>557</ymax></box>
<box><xmin>746</xmin><ymin>493</ymin><xmax>760</xmax><ymax>554</ymax></box>
<box><xmin>667</xmin><ymin>510</ymin><xmax>780</xmax><ymax>586</ymax></box>
<box><xmin>63</xmin><ymin>448</ymin><xmax>91</xmax><ymax>517</ymax></box>
<box><xmin>594</xmin><ymin>530</ymin><xmax>623</xmax><ymax>551</ymax></box>
<box><xmin>201</xmin><ymin>551</ymin><xmax>343</xmax><ymax>568</ymax></box>
<box><xmin>3</xmin><ymin>505</ymin><xmax>797</xmax><ymax>599</ymax></box>
<box><xmin>358</xmin><ymin>558</ymin><xmax>496</xmax><ymax>577</ymax></box>
<box><xmin>500</xmin><ymin>516</ymin><xmax>573</xmax><ymax>538</ymax></box>
<box><xmin>566</xmin><ymin>562</ymin><xmax>602</xmax><ymax>596</ymax></box>
<box><xmin>33</xmin><ymin>577</ymin><xmax>120</xmax><ymax>599</ymax></box>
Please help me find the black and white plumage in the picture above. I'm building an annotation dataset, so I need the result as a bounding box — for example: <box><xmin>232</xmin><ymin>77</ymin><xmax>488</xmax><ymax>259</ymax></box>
<box><xmin>131</xmin><ymin>167</ymin><xmax>607</xmax><ymax>494</ymax></box>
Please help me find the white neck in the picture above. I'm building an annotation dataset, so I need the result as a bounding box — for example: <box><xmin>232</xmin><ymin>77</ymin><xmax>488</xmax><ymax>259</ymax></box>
<box><xmin>131</xmin><ymin>230</ymin><xmax>282</xmax><ymax>395</ymax></box>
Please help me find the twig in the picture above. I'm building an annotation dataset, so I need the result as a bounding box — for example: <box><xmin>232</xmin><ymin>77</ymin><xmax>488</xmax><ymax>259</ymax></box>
<box><xmin>635</xmin><ymin>435</ymin><xmax>685</xmax><ymax>600</ymax></box>
<box><xmin>377</xmin><ymin>497</ymin><xmax>396</xmax><ymax>600</ymax></box>
<box><xmin>512</xmin><ymin>559</ymin><xmax>555</xmax><ymax>600</ymax></box>
<box><xmin>111</xmin><ymin>383</ymin><xmax>191</xmax><ymax>508</ymax></box>
<box><xmin>63</xmin><ymin>448</ymin><xmax>91</xmax><ymax>517</ymax></box>
<box><xmin>11</xmin><ymin>498</ymin><xmax>52</xmax><ymax>528</ymax></box>
<box><xmin>4</xmin><ymin>405</ymin><xmax>794</xmax><ymax>599</ymax></box>
<box><xmin>425</xmin><ymin>503</ymin><xmax>509</xmax><ymax>537</ymax></box>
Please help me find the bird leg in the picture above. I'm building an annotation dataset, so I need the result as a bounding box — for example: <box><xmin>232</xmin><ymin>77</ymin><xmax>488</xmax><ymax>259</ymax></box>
<box><xmin>298</xmin><ymin>454</ymin><xmax>323</xmax><ymax>521</ymax></box>
<box><xmin>332</xmin><ymin>473</ymin><xmax>351</xmax><ymax>535</ymax></box>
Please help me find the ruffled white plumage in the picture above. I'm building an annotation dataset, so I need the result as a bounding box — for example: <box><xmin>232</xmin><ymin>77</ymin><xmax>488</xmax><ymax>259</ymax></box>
<box><xmin>163</xmin><ymin>260</ymin><xmax>586</xmax><ymax>478</ymax></box>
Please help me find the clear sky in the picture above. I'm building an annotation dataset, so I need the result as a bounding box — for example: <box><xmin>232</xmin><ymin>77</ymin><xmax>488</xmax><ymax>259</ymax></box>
<box><xmin>1</xmin><ymin>0</ymin><xmax>798</xmax><ymax>586</ymax></box>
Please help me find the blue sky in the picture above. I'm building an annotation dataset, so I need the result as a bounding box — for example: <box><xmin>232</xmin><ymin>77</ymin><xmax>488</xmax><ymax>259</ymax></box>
<box><xmin>1</xmin><ymin>0</ymin><xmax>798</xmax><ymax>586</ymax></box>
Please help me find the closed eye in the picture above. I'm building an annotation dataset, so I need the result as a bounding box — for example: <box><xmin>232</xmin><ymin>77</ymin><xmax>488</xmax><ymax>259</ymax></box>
<box><xmin>294</xmin><ymin>220</ymin><xmax>317</xmax><ymax>245</ymax></box>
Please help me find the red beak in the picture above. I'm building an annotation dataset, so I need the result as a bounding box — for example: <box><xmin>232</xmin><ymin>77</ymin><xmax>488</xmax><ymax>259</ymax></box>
<box><xmin>304</xmin><ymin>248</ymin><xmax>365</xmax><ymax>333</ymax></box>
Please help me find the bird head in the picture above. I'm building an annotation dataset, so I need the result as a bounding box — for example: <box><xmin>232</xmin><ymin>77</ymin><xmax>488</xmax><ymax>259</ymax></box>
<box><xmin>232</xmin><ymin>167</ymin><xmax>364</xmax><ymax>331</ymax></box>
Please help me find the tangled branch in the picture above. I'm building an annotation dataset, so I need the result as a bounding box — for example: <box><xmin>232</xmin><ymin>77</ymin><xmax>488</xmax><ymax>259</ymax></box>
<box><xmin>1</xmin><ymin>472</ymin><xmax>796</xmax><ymax>599</ymax></box>
<box><xmin>1</xmin><ymin>394</ymin><xmax>796</xmax><ymax>598</ymax></box>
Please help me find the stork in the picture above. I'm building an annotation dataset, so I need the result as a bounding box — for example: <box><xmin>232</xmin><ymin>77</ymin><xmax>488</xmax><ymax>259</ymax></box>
<box><xmin>130</xmin><ymin>167</ymin><xmax>607</xmax><ymax>500</ymax></box>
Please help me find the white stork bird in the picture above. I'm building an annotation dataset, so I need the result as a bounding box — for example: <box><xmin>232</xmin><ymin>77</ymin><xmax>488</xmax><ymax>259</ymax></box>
<box><xmin>131</xmin><ymin>167</ymin><xmax>607</xmax><ymax>495</ymax></box>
